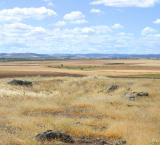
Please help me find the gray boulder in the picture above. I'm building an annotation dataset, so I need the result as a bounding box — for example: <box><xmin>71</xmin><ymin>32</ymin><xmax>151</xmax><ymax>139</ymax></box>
<box><xmin>126</xmin><ymin>93</ymin><xmax>136</xmax><ymax>101</ymax></box>
<box><xmin>35</xmin><ymin>130</ymin><xmax>75</xmax><ymax>143</ymax></box>
<box><xmin>107</xmin><ymin>84</ymin><xmax>119</xmax><ymax>93</ymax></box>
<box><xmin>8</xmin><ymin>79</ymin><xmax>32</xmax><ymax>87</ymax></box>
<box><xmin>35</xmin><ymin>130</ymin><xmax>126</xmax><ymax>145</ymax></box>
<box><xmin>77</xmin><ymin>137</ymin><xmax>126</xmax><ymax>145</ymax></box>
<box><xmin>126</xmin><ymin>91</ymin><xmax>149</xmax><ymax>101</ymax></box>
<box><xmin>136</xmin><ymin>92</ymin><xmax>149</xmax><ymax>97</ymax></box>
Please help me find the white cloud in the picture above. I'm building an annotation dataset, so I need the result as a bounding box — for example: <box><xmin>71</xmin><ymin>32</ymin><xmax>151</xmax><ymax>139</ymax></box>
<box><xmin>153</xmin><ymin>18</ymin><xmax>160</xmax><ymax>24</ymax></box>
<box><xmin>0</xmin><ymin>22</ymin><xmax>46</xmax><ymax>36</ymax></box>
<box><xmin>43</xmin><ymin>0</ymin><xmax>54</xmax><ymax>7</ymax></box>
<box><xmin>111</xmin><ymin>23</ymin><xmax>124</xmax><ymax>29</ymax></box>
<box><xmin>141</xmin><ymin>27</ymin><xmax>157</xmax><ymax>35</ymax></box>
<box><xmin>4</xmin><ymin>23</ymin><xmax>32</xmax><ymax>30</ymax></box>
<box><xmin>90</xmin><ymin>8</ymin><xmax>102</xmax><ymax>14</ymax></box>
<box><xmin>55</xmin><ymin>11</ymin><xmax>87</xmax><ymax>26</ymax></box>
<box><xmin>0</xmin><ymin>7</ymin><xmax>56</xmax><ymax>22</ymax></box>
<box><xmin>0</xmin><ymin>22</ymin><xmax>47</xmax><ymax>52</ymax></box>
<box><xmin>67</xmin><ymin>26</ymin><xmax>111</xmax><ymax>34</ymax></box>
<box><xmin>91</xmin><ymin>0</ymin><xmax>159</xmax><ymax>7</ymax></box>
<box><xmin>44</xmin><ymin>26</ymin><xmax>133</xmax><ymax>53</ymax></box>
<box><xmin>81</xmin><ymin>27</ymin><xmax>95</xmax><ymax>33</ymax></box>
<box><xmin>55</xmin><ymin>21</ymin><xmax>66</xmax><ymax>27</ymax></box>
<box><xmin>0</xmin><ymin>22</ymin><xmax>132</xmax><ymax>53</ymax></box>
<box><xmin>63</xmin><ymin>11</ymin><xmax>87</xmax><ymax>24</ymax></box>
<box><xmin>1</xmin><ymin>21</ymin><xmax>160</xmax><ymax>54</ymax></box>
<box><xmin>140</xmin><ymin>27</ymin><xmax>160</xmax><ymax>50</ymax></box>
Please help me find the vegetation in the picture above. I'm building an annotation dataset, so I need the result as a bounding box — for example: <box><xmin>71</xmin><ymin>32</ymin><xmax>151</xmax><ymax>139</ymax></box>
<box><xmin>0</xmin><ymin>59</ymin><xmax>160</xmax><ymax>145</ymax></box>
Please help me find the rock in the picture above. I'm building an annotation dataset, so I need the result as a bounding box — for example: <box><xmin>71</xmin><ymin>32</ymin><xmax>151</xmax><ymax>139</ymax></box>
<box><xmin>107</xmin><ymin>85</ymin><xmax>119</xmax><ymax>93</ymax></box>
<box><xmin>77</xmin><ymin>137</ymin><xmax>126</xmax><ymax>145</ymax></box>
<box><xmin>113</xmin><ymin>139</ymin><xmax>127</xmax><ymax>145</ymax></box>
<box><xmin>136</xmin><ymin>92</ymin><xmax>149</xmax><ymax>97</ymax></box>
<box><xmin>35</xmin><ymin>130</ymin><xmax>126</xmax><ymax>145</ymax></box>
<box><xmin>126</xmin><ymin>93</ymin><xmax>136</xmax><ymax>101</ymax></box>
<box><xmin>8</xmin><ymin>79</ymin><xmax>32</xmax><ymax>87</ymax></box>
<box><xmin>35</xmin><ymin>130</ymin><xmax>75</xmax><ymax>143</ymax></box>
<box><xmin>126</xmin><ymin>91</ymin><xmax>149</xmax><ymax>101</ymax></box>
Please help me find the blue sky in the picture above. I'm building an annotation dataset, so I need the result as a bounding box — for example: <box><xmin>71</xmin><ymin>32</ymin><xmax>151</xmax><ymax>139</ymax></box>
<box><xmin>0</xmin><ymin>0</ymin><xmax>160</xmax><ymax>54</ymax></box>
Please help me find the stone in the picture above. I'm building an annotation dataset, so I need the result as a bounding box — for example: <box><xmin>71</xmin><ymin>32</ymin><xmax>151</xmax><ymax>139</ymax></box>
<box><xmin>35</xmin><ymin>130</ymin><xmax>126</xmax><ymax>145</ymax></box>
<box><xmin>107</xmin><ymin>85</ymin><xmax>119</xmax><ymax>93</ymax></box>
<box><xmin>126</xmin><ymin>91</ymin><xmax>149</xmax><ymax>101</ymax></box>
<box><xmin>136</xmin><ymin>92</ymin><xmax>149</xmax><ymax>97</ymax></box>
<box><xmin>8</xmin><ymin>79</ymin><xmax>32</xmax><ymax>86</ymax></box>
<box><xmin>35</xmin><ymin>130</ymin><xmax>75</xmax><ymax>143</ymax></box>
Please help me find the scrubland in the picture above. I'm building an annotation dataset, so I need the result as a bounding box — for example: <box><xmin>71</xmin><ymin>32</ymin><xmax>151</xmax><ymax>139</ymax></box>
<box><xmin>0</xmin><ymin>59</ymin><xmax>160</xmax><ymax>145</ymax></box>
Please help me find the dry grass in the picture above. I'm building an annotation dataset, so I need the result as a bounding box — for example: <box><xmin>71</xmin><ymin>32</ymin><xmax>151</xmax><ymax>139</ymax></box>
<box><xmin>0</xmin><ymin>60</ymin><xmax>160</xmax><ymax>145</ymax></box>
<box><xmin>1</xmin><ymin>59</ymin><xmax>160</xmax><ymax>78</ymax></box>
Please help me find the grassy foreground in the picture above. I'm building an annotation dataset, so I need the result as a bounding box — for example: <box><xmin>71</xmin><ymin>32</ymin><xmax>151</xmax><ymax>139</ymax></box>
<box><xmin>0</xmin><ymin>76</ymin><xmax>160</xmax><ymax>145</ymax></box>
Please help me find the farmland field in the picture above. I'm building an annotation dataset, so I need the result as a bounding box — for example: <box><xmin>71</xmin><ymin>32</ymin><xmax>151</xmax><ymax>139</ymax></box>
<box><xmin>0</xmin><ymin>59</ymin><xmax>160</xmax><ymax>145</ymax></box>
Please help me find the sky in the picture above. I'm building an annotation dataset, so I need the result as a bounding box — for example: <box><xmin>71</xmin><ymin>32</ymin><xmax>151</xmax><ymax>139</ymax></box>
<box><xmin>0</xmin><ymin>0</ymin><xmax>160</xmax><ymax>54</ymax></box>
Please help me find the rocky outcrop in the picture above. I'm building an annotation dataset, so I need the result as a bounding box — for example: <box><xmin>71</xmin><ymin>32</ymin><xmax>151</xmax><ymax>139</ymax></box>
<box><xmin>107</xmin><ymin>85</ymin><xmax>119</xmax><ymax>93</ymax></box>
<box><xmin>35</xmin><ymin>130</ymin><xmax>126</xmax><ymax>145</ymax></box>
<box><xmin>126</xmin><ymin>91</ymin><xmax>149</xmax><ymax>101</ymax></box>
<box><xmin>35</xmin><ymin>130</ymin><xmax>74</xmax><ymax>143</ymax></box>
<box><xmin>8</xmin><ymin>79</ymin><xmax>32</xmax><ymax>86</ymax></box>
<box><xmin>76</xmin><ymin>137</ymin><xmax>126</xmax><ymax>145</ymax></box>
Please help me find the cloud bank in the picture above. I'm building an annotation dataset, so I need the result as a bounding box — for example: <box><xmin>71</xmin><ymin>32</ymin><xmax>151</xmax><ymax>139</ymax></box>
<box><xmin>91</xmin><ymin>0</ymin><xmax>159</xmax><ymax>7</ymax></box>
<box><xmin>0</xmin><ymin>7</ymin><xmax>56</xmax><ymax>22</ymax></box>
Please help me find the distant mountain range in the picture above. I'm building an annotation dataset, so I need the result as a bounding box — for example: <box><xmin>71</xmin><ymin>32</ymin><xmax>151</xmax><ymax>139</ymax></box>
<box><xmin>0</xmin><ymin>53</ymin><xmax>160</xmax><ymax>60</ymax></box>
<box><xmin>0</xmin><ymin>53</ymin><xmax>50</xmax><ymax>59</ymax></box>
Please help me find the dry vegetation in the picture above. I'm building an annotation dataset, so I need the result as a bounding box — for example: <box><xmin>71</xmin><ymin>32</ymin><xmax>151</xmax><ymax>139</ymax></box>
<box><xmin>0</xmin><ymin>59</ymin><xmax>160</xmax><ymax>145</ymax></box>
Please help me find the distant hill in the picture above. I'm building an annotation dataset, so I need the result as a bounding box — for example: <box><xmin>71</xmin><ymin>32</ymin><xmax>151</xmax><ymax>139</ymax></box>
<box><xmin>0</xmin><ymin>53</ymin><xmax>160</xmax><ymax>60</ymax></box>
<box><xmin>0</xmin><ymin>53</ymin><xmax>50</xmax><ymax>59</ymax></box>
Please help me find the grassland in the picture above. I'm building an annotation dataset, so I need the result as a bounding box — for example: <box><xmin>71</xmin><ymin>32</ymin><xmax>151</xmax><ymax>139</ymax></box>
<box><xmin>0</xmin><ymin>59</ymin><xmax>160</xmax><ymax>145</ymax></box>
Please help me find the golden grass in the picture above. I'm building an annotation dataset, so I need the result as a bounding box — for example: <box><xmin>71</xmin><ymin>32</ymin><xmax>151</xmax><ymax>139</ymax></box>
<box><xmin>1</xmin><ymin>59</ymin><xmax>160</xmax><ymax>78</ymax></box>
<box><xmin>0</xmin><ymin>60</ymin><xmax>160</xmax><ymax>145</ymax></box>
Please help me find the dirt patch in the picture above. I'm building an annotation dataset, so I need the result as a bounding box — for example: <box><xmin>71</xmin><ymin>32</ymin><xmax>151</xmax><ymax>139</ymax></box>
<box><xmin>0</xmin><ymin>71</ymin><xmax>85</xmax><ymax>78</ymax></box>
<box><xmin>22</xmin><ymin>106</ymin><xmax>107</xmax><ymax>119</ymax></box>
